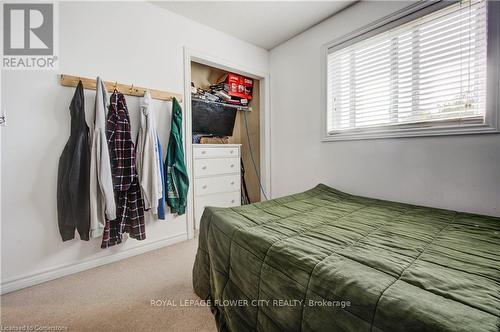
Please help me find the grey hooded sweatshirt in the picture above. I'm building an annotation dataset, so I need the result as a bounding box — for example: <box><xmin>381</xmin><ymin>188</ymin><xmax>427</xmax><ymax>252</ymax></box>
<box><xmin>89</xmin><ymin>77</ymin><xmax>116</xmax><ymax>238</ymax></box>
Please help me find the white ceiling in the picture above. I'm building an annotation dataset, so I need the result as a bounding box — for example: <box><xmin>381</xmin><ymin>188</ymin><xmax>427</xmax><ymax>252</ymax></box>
<box><xmin>153</xmin><ymin>1</ymin><xmax>355</xmax><ymax>50</ymax></box>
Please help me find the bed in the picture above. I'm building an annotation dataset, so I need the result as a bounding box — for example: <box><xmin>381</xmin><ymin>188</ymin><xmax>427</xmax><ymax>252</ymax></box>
<box><xmin>192</xmin><ymin>184</ymin><xmax>500</xmax><ymax>332</ymax></box>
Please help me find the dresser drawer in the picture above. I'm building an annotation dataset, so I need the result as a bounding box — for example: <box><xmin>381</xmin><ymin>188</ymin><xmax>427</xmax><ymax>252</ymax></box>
<box><xmin>194</xmin><ymin>157</ymin><xmax>239</xmax><ymax>178</ymax></box>
<box><xmin>194</xmin><ymin>191</ymin><xmax>240</xmax><ymax>228</ymax></box>
<box><xmin>195</xmin><ymin>174</ymin><xmax>240</xmax><ymax>196</ymax></box>
<box><xmin>193</xmin><ymin>146</ymin><xmax>239</xmax><ymax>159</ymax></box>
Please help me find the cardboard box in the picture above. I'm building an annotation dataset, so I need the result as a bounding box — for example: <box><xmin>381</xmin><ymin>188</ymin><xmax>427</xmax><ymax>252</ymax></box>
<box><xmin>200</xmin><ymin>136</ymin><xmax>230</xmax><ymax>144</ymax></box>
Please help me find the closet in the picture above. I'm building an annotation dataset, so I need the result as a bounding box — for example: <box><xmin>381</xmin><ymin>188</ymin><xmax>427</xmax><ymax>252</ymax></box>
<box><xmin>190</xmin><ymin>61</ymin><xmax>262</xmax><ymax>227</ymax></box>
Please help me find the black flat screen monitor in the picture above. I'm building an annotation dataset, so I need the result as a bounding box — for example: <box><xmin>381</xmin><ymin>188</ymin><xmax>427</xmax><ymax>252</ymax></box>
<box><xmin>192</xmin><ymin>99</ymin><xmax>237</xmax><ymax>137</ymax></box>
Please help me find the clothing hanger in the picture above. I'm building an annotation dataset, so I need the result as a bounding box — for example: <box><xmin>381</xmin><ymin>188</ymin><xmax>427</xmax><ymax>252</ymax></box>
<box><xmin>60</xmin><ymin>74</ymin><xmax>183</xmax><ymax>102</ymax></box>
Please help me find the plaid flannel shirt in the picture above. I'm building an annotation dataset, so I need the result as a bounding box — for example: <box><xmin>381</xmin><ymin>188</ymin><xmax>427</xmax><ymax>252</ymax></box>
<box><xmin>102</xmin><ymin>91</ymin><xmax>146</xmax><ymax>248</ymax></box>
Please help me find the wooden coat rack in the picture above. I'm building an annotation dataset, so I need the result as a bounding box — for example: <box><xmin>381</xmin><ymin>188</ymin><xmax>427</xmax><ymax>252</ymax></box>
<box><xmin>60</xmin><ymin>74</ymin><xmax>183</xmax><ymax>102</ymax></box>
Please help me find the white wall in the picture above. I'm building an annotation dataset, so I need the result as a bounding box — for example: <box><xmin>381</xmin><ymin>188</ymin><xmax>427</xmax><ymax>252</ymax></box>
<box><xmin>269</xmin><ymin>1</ymin><xmax>500</xmax><ymax>217</ymax></box>
<box><xmin>0</xmin><ymin>1</ymin><xmax>268</xmax><ymax>291</ymax></box>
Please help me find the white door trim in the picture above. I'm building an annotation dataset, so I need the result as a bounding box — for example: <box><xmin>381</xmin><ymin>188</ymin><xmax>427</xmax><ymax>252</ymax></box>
<box><xmin>183</xmin><ymin>47</ymin><xmax>272</xmax><ymax>239</ymax></box>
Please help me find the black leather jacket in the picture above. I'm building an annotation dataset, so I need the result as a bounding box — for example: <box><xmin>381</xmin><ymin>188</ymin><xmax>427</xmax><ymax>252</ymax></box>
<box><xmin>57</xmin><ymin>81</ymin><xmax>90</xmax><ymax>241</ymax></box>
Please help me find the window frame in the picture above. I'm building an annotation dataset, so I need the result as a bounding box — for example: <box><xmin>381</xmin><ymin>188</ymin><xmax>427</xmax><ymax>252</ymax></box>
<box><xmin>321</xmin><ymin>0</ymin><xmax>500</xmax><ymax>141</ymax></box>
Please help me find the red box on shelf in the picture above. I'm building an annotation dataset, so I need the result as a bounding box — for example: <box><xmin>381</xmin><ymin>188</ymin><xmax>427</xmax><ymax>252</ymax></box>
<box><xmin>225</xmin><ymin>73</ymin><xmax>253</xmax><ymax>100</ymax></box>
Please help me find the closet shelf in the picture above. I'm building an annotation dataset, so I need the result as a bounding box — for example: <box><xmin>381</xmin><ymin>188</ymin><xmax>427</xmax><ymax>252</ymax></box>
<box><xmin>60</xmin><ymin>74</ymin><xmax>183</xmax><ymax>102</ymax></box>
<box><xmin>191</xmin><ymin>97</ymin><xmax>252</xmax><ymax>112</ymax></box>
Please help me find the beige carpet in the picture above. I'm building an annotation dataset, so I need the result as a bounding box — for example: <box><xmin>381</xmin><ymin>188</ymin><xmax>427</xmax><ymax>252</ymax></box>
<box><xmin>1</xmin><ymin>238</ymin><xmax>217</xmax><ymax>332</ymax></box>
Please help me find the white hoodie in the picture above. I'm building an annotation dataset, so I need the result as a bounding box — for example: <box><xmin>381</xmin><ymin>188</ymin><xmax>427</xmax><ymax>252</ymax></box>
<box><xmin>89</xmin><ymin>77</ymin><xmax>116</xmax><ymax>238</ymax></box>
<box><xmin>136</xmin><ymin>91</ymin><xmax>162</xmax><ymax>213</ymax></box>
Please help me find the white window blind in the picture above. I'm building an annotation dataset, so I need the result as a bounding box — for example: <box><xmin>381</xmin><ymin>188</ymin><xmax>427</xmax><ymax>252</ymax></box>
<box><xmin>327</xmin><ymin>0</ymin><xmax>487</xmax><ymax>133</ymax></box>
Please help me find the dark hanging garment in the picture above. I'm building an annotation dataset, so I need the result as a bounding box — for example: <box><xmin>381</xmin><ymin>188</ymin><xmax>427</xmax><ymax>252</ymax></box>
<box><xmin>165</xmin><ymin>98</ymin><xmax>189</xmax><ymax>215</ymax></box>
<box><xmin>57</xmin><ymin>81</ymin><xmax>91</xmax><ymax>241</ymax></box>
<box><xmin>102</xmin><ymin>91</ymin><xmax>146</xmax><ymax>248</ymax></box>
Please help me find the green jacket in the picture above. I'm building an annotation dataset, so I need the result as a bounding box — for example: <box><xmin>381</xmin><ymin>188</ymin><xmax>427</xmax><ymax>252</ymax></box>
<box><xmin>165</xmin><ymin>98</ymin><xmax>189</xmax><ymax>215</ymax></box>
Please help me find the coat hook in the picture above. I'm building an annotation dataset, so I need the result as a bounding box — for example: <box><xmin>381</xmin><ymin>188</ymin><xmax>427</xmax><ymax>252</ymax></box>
<box><xmin>114</xmin><ymin>81</ymin><xmax>118</xmax><ymax>89</ymax></box>
<box><xmin>129</xmin><ymin>84</ymin><xmax>134</xmax><ymax>94</ymax></box>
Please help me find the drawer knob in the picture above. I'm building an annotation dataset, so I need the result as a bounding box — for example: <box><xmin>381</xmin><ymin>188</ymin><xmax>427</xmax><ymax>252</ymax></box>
<box><xmin>230</xmin><ymin>181</ymin><xmax>235</xmax><ymax>185</ymax></box>
<box><xmin>201</xmin><ymin>150</ymin><xmax>206</xmax><ymax>154</ymax></box>
<box><xmin>230</xmin><ymin>164</ymin><xmax>235</xmax><ymax>168</ymax></box>
<box><xmin>202</xmin><ymin>166</ymin><xmax>207</xmax><ymax>170</ymax></box>
<box><xmin>202</xmin><ymin>185</ymin><xmax>207</xmax><ymax>189</ymax></box>
<box><xmin>231</xmin><ymin>199</ymin><xmax>235</xmax><ymax>203</ymax></box>
<box><xmin>230</xmin><ymin>150</ymin><xmax>234</xmax><ymax>154</ymax></box>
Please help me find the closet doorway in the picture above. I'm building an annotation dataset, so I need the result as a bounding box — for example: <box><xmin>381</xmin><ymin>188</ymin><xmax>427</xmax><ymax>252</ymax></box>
<box><xmin>183</xmin><ymin>48</ymin><xmax>270</xmax><ymax>238</ymax></box>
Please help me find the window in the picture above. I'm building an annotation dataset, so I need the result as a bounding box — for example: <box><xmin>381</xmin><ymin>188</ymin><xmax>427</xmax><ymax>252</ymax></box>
<box><xmin>323</xmin><ymin>0</ymin><xmax>499</xmax><ymax>141</ymax></box>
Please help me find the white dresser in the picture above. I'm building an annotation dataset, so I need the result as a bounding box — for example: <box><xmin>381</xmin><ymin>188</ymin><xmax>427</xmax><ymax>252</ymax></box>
<box><xmin>193</xmin><ymin>144</ymin><xmax>241</xmax><ymax>229</ymax></box>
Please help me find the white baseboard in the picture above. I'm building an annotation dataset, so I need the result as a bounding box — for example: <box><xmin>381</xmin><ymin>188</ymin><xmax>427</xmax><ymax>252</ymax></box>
<box><xmin>0</xmin><ymin>232</ymin><xmax>188</xmax><ymax>295</ymax></box>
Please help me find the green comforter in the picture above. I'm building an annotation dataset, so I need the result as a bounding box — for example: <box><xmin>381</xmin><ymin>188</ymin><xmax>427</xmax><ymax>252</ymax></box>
<box><xmin>193</xmin><ymin>184</ymin><xmax>500</xmax><ymax>332</ymax></box>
